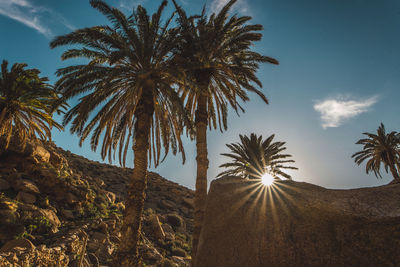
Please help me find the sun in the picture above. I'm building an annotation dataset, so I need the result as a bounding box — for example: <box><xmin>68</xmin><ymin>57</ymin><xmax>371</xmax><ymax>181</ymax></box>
<box><xmin>261</xmin><ymin>173</ymin><xmax>275</xmax><ymax>186</ymax></box>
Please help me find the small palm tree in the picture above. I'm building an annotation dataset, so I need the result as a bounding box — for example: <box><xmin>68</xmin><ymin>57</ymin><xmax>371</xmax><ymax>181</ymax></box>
<box><xmin>172</xmin><ymin>0</ymin><xmax>279</xmax><ymax>255</ymax></box>
<box><xmin>352</xmin><ymin>123</ymin><xmax>400</xmax><ymax>183</ymax></box>
<box><xmin>0</xmin><ymin>60</ymin><xmax>64</xmax><ymax>151</ymax></box>
<box><xmin>50</xmin><ymin>1</ymin><xmax>190</xmax><ymax>265</ymax></box>
<box><xmin>218</xmin><ymin>133</ymin><xmax>297</xmax><ymax>180</ymax></box>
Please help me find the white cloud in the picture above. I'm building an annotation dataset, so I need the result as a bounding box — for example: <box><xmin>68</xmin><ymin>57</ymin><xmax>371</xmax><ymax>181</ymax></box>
<box><xmin>209</xmin><ymin>0</ymin><xmax>250</xmax><ymax>15</ymax></box>
<box><xmin>314</xmin><ymin>95</ymin><xmax>378</xmax><ymax>129</ymax></box>
<box><xmin>0</xmin><ymin>0</ymin><xmax>74</xmax><ymax>37</ymax></box>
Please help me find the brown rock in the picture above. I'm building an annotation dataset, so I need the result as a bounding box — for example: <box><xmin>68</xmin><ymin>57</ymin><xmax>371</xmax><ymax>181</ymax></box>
<box><xmin>91</xmin><ymin>231</ymin><xmax>107</xmax><ymax>243</ymax></box>
<box><xmin>0</xmin><ymin>239</ymin><xmax>35</xmax><ymax>253</ymax></box>
<box><xmin>181</xmin><ymin>197</ymin><xmax>194</xmax><ymax>208</ymax></box>
<box><xmin>65</xmin><ymin>192</ymin><xmax>78</xmax><ymax>205</ymax></box>
<box><xmin>0</xmin><ymin>179</ymin><xmax>10</xmax><ymax>190</ymax></box>
<box><xmin>16</xmin><ymin>191</ymin><xmax>36</xmax><ymax>204</ymax></box>
<box><xmin>159</xmin><ymin>199</ymin><xmax>176</xmax><ymax>210</ymax></box>
<box><xmin>0</xmin><ymin>209</ymin><xmax>18</xmax><ymax>224</ymax></box>
<box><xmin>61</xmin><ymin>210</ymin><xmax>74</xmax><ymax>220</ymax></box>
<box><xmin>49</xmin><ymin>151</ymin><xmax>63</xmax><ymax>167</ymax></box>
<box><xmin>165</xmin><ymin>213</ymin><xmax>183</xmax><ymax>230</ymax></box>
<box><xmin>195</xmin><ymin>177</ymin><xmax>400</xmax><ymax>267</ymax></box>
<box><xmin>29</xmin><ymin>144</ymin><xmax>50</xmax><ymax>163</ymax></box>
<box><xmin>13</xmin><ymin>179</ymin><xmax>40</xmax><ymax>194</ymax></box>
<box><xmin>38</xmin><ymin>209</ymin><xmax>61</xmax><ymax>227</ymax></box>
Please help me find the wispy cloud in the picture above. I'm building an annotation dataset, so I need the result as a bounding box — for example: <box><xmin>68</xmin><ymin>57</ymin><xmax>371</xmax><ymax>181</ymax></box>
<box><xmin>314</xmin><ymin>95</ymin><xmax>378</xmax><ymax>129</ymax></box>
<box><xmin>0</xmin><ymin>0</ymin><xmax>74</xmax><ymax>37</ymax></box>
<box><xmin>209</xmin><ymin>0</ymin><xmax>250</xmax><ymax>15</ymax></box>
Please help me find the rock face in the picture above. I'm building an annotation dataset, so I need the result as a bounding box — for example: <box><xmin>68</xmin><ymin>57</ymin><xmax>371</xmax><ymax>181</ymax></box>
<box><xmin>195</xmin><ymin>176</ymin><xmax>400</xmax><ymax>267</ymax></box>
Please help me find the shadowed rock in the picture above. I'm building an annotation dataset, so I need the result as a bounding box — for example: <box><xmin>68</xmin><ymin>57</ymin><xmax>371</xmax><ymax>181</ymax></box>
<box><xmin>195</xmin><ymin>176</ymin><xmax>400</xmax><ymax>267</ymax></box>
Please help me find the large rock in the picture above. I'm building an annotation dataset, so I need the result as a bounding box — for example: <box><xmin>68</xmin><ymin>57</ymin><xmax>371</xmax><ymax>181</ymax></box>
<box><xmin>0</xmin><ymin>238</ymin><xmax>35</xmax><ymax>253</ymax></box>
<box><xmin>195</xmin><ymin>177</ymin><xmax>400</xmax><ymax>267</ymax></box>
<box><xmin>13</xmin><ymin>179</ymin><xmax>40</xmax><ymax>194</ymax></box>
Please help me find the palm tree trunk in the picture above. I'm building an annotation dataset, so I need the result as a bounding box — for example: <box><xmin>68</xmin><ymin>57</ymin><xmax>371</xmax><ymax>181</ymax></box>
<box><xmin>115</xmin><ymin>83</ymin><xmax>154</xmax><ymax>267</ymax></box>
<box><xmin>389</xmin><ymin>160</ymin><xmax>400</xmax><ymax>183</ymax></box>
<box><xmin>192</xmin><ymin>93</ymin><xmax>209</xmax><ymax>262</ymax></box>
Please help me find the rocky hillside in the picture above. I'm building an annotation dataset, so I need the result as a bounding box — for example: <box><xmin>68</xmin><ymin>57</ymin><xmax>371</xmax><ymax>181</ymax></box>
<box><xmin>0</xmin><ymin>140</ymin><xmax>194</xmax><ymax>266</ymax></box>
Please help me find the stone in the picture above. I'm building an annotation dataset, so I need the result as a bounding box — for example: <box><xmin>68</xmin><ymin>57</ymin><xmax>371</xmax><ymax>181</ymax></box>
<box><xmin>49</xmin><ymin>151</ymin><xmax>63</xmax><ymax>167</ymax></box>
<box><xmin>61</xmin><ymin>210</ymin><xmax>74</xmax><ymax>220</ymax></box>
<box><xmin>159</xmin><ymin>199</ymin><xmax>176</xmax><ymax>210</ymax></box>
<box><xmin>16</xmin><ymin>191</ymin><xmax>36</xmax><ymax>204</ymax></box>
<box><xmin>65</xmin><ymin>192</ymin><xmax>78</xmax><ymax>205</ymax></box>
<box><xmin>195</xmin><ymin>176</ymin><xmax>400</xmax><ymax>267</ymax></box>
<box><xmin>29</xmin><ymin>144</ymin><xmax>50</xmax><ymax>163</ymax></box>
<box><xmin>86</xmin><ymin>241</ymin><xmax>101</xmax><ymax>252</ymax></box>
<box><xmin>0</xmin><ymin>239</ymin><xmax>35</xmax><ymax>253</ymax></box>
<box><xmin>165</xmin><ymin>214</ymin><xmax>183</xmax><ymax>230</ymax></box>
<box><xmin>0</xmin><ymin>209</ymin><xmax>18</xmax><ymax>224</ymax></box>
<box><xmin>171</xmin><ymin>247</ymin><xmax>186</xmax><ymax>257</ymax></box>
<box><xmin>0</xmin><ymin>179</ymin><xmax>10</xmax><ymax>190</ymax></box>
<box><xmin>38</xmin><ymin>209</ymin><xmax>61</xmax><ymax>227</ymax></box>
<box><xmin>182</xmin><ymin>197</ymin><xmax>194</xmax><ymax>208</ymax></box>
<box><xmin>13</xmin><ymin>179</ymin><xmax>40</xmax><ymax>194</ymax></box>
<box><xmin>91</xmin><ymin>232</ymin><xmax>107</xmax><ymax>243</ymax></box>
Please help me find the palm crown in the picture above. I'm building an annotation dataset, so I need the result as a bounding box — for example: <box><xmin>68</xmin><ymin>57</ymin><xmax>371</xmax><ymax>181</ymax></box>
<box><xmin>218</xmin><ymin>133</ymin><xmax>297</xmax><ymax>180</ymax></box>
<box><xmin>173</xmin><ymin>0</ymin><xmax>278</xmax><ymax>131</ymax></box>
<box><xmin>352</xmin><ymin>123</ymin><xmax>400</xmax><ymax>181</ymax></box>
<box><xmin>50</xmin><ymin>0</ymin><xmax>189</xmax><ymax>166</ymax></box>
<box><xmin>0</xmin><ymin>60</ymin><xmax>64</xmax><ymax>150</ymax></box>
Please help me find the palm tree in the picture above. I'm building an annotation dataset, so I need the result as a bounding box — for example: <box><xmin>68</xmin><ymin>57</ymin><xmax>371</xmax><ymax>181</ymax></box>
<box><xmin>218</xmin><ymin>133</ymin><xmax>297</xmax><ymax>180</ymax></box>
<box><xmin>172</xmin><ymin>0</ymin><xmax>279</xmax><ymax>256</ymax></box>
<box><xmin>50</xmin><ymin>1</ymin><xmax>190</xmax><ymax>265</ymax></box>
<box><xmin>0</xmin><ymin>60</ymin><xmax>64</xmax><ymax>151</ymax></box>
<box><xmin>352</xmin><ymin>123</ymin><xmax>400</xmax><ymax>183</ymax></box>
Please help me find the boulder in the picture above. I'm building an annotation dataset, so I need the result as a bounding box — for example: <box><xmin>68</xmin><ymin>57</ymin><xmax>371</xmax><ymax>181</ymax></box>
<box><xmin>181</xmin><ymin>197</ymin><xmax>194</xmax><ymax>208</ymax></box>
<box><xmin>13</xmin><ymin>179</ymin><xmax>40</xmax><ymax>194</ymax></box>
<box><xmin>38</xmin><ymin>209</ymin><xmax>61</xmax><ymax>228</ymax></box>
<box><xmin>0</xmin><ymin>239</ymin><xmax>35</xmax><ymax>253</ymax></box>
<box><xmin>0</xmin><ymin>179</ymin><xmax>10</xmax><ymax>191</ymax></box>
<box><xmin>61</xmin><ymin>210</ymin><xmax>74</xmax><ymax>220</ymax></box>
<box><xmin>16</xmin><ymin>191</ymin><xmax>36</xmax><ymax>204</ymax></box>
<box><xmin>28</xmin><ymin>143</ymin><xmax>50</xmax><ymax>163</ymax></box>
<box><xmin>195</xmin><ymin>176</ymin><xmax>400</xmax><ymax>267</ymax></box>
<box><xmin>49</xmin><ymin>151</ymin><xmax>63</xmax><ymax>167</ymax></box>
<box><xmin>159</xmin><ymin>199</ymin><xmax>176</xmax><ymax>210</ymax></box>
<box><xmin>165</xmin><ymin>213</ymin><xmax>184</xmax><ymax>231</ymax></box>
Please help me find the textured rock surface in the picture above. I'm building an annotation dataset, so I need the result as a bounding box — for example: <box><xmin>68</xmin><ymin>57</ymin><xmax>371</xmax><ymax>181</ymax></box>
<box><xmin>0</xmin><ymin>140</ymin><xmax>193</xmax><ymax>266</ymax></box>
<box><xmin>195</xmin><ymin>176</ymin><xmax>400</xmax><ymax>267</ymax></box>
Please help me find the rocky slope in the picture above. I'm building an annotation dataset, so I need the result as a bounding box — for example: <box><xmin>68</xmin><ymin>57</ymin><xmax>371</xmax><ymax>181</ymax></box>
<box><xmin>0</xmin><ymin>140</ymin><xmax>193</xmax><ymax>266</ymax></box>
<box><xmin>196</xmin><ymin>176</ymin><xmax>400</xmax><ymax>267</ymax></box>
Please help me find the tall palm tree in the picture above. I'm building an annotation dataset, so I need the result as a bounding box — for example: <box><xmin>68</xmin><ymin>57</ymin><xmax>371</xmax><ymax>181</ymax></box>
<box><xmin>218</xmin><ymin>133</ymin><xmax>297</xmax><ymax>180</ymax></box>
<box><xmin>352</xmin><ymin>123</ymin><xmax>400</xmax><ymax>183</ymax></box>
<box><xmin>0</xmin><ymin>60</ymin><xmax>64</xmax><ymax>151</ymax></box>
<box><xmin>50</xmin><ymin>1</ymin><xmax>190</xmax><ymax>265</ymax></box>
<box><xmin>172</xmin><ymin>0</ymin><xmax>279</xmax><ymax>257</ymax></box>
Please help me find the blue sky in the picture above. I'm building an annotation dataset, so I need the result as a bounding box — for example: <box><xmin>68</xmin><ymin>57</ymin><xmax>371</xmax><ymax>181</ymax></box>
<box><xmin>1</xmin><ymin>0</ymin><xmax>400</xmax><ymax>189</ymax></box>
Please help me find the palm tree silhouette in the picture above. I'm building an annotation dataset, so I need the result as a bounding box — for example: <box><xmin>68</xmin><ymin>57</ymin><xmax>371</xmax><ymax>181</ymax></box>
<box><xmin>218</xmin><ymin>133</ymin><xmax>297</xmax><ymax>180</ymax></box>
<box><xmin>50</xmin><ymin>1</ymin><xmax>190</xmax><ymax>265</ymax></box>
<box><xmin>352</xmin><ymin>123</ymin><xmax>400</xmax><ymax>183</ymax></box>
<box><xmin>172</xmin><ymin>0</ymin><xmax>279</xmax><ymax>256</ymax></box>
<box><xmin>0</xmin><ymin>60</ymin><xmax>64</xmax><ymax>151</ymax></box>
